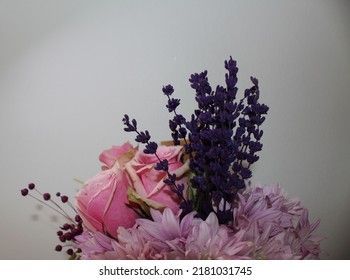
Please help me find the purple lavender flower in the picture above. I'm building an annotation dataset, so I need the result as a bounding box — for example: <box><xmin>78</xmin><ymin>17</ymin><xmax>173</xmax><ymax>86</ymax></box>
<box><xmin>122</xmin><ymin>115</ymin><xmax>189</xmax><ymax>211</ymax></box>
<box><xmin>173</xmin><ymin>57</ymin><xmax>269</xmax><ymax>223</ymax></box>
<box><xmin>123</xmin><ymin>57</ymin><xmax>269</xmax><ymax>223</ymax></box>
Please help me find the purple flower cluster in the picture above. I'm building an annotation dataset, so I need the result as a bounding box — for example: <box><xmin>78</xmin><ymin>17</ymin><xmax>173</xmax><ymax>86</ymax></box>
<box><xmin>129</xmin><ymin>57</ymin><xmax>269</xmax><ymax>223</ymax></box>
<box><xmin>21</xmin><ymin>183</ymin><xmax>83</xmax><ymax>256</ymax></box>
<box><xmin>183</xmin><ymin>58</ymin><xmax>268</xmax><ymax>223</ymax></box>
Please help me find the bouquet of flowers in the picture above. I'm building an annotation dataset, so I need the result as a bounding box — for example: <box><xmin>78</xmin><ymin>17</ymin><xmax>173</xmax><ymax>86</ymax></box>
<box><xmin>21</xmin><ymin>57</ymin><xmax>323</xmax><ymax>259</ymax></box>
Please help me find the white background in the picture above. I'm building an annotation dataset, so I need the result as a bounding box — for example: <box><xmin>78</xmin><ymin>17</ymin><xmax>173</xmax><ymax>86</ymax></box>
<box><xmin>0</xmin><ymin>0</ymin><xmax>349</xmax><ymax>259</ymax></box>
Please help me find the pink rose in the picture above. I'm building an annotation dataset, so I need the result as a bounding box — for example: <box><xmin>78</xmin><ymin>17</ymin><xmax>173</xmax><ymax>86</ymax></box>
<box><xmin>125</xmin><ymin>145</ymin><xmax>189</xmax><ymax>213</ymax></box>
<box><xmin>99</xmin><ymin>142</ymin><xmax>137</xmax><ymax>169</ymax></box>
<box><xmin>75</xmin><ymin>142</ymin><xmax>138</xmax><ymax>239</ymax></box>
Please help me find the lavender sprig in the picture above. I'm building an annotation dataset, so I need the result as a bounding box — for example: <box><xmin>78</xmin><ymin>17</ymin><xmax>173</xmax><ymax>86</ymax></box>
<box><xmin>162</xmin><ymin>57</ymin><xmax>269</xmax><ymax>224</ymax></box>
<box><xmin>122</xmin><ymin>115</ymin><xmax>190</xmax><ymax>212</ymax></box>
<box><xmin>123</xmin><ymin>57</ymin><xmax>268</xmax><ymax>224</ymax></box>
<box><xmin>162</xmin><ymin>85</ymin><xmax>188</xmax><ymax>149</ymax></box>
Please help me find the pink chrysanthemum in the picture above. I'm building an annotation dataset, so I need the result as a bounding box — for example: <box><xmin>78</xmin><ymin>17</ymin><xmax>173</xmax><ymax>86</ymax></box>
<box><xmin>74</xmin><ymin>208</ymin><xmax>200</xmax><ymax>259</ymax></box>
<box><xmin>174</xmin><ymin>212</ymin><xmax>252</xmax><ymax>259</ymax></box>
<box><xmin>74</xmin><ymin>184</ymin><xmax>323</xmax><ymax>260</ymax></box>
<box><xmin>74</xmin><ymin>225</ymin><xmax>161</xmax><ymax>260</ymax></box>
<box><xmin>233</xmin><ymin>184</ymin><xmax>323</xmax><ymax>259</ymax></box>
<box><xmin>74</xmin><ymin>208</ymin><xmax>252</xmax><ymax>260</ymax></box>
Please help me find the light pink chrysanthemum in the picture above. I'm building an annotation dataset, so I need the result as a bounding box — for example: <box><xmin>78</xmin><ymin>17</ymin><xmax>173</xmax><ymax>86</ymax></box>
<box><xmin>137</xmin><ymin>208</ymin><xmax>199</xmax><ymax>248</ymax></box>
<box><xmin>74</xmin><ymin>225</ymin><xmax>164</xmax><ymax>260</ymax></box>
<box><xmin>73</xmin><ymin>231</ymin><xmax>115</xmax><ymax>259</ymax></box>
<box><xmin>234</xmin><ymin>184</ymin><xmax>324</xmax><ymax>259</ymax></box>
<box><xmin>74</xmin><ymin>184</ymin><xmax>323</xmax><ymax>260</ymax></box>
<box><xmin>75</xmin><ymin>208</ymin><xmax>253</xmax><ymax>260</ymax></box>
<box><xmin>74</xmin><ymin>208</ymin><xmax>200</xmax><ymax>259</ymax></box>
<box><xmin>114</xmin><ymin>208</ymin><xmax>200</xmax><ymax>259</ymax></box>
<box><xmin>178</xmin><ymin>213</ymin><xmax>252</xmax><ymax>259</ymax></box>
